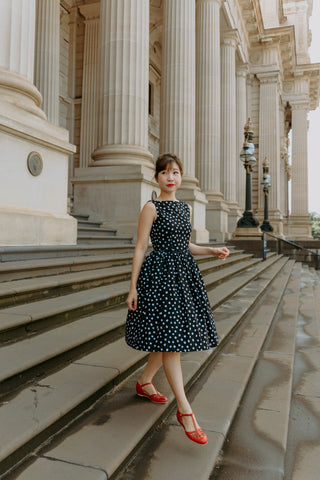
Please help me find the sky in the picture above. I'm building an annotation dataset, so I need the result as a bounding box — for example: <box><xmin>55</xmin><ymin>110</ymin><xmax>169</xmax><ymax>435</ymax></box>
<box><xmin>308</xmin><ymin>2</ymin><xmax>320</xmax><ymax>214</ymax></box>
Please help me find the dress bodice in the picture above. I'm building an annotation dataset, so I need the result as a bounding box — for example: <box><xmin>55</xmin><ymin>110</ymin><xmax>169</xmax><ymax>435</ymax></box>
<box><xmin>149</xmin><ymin>200</ymin><xmax>192</xmax><ymax>253</ymax></box>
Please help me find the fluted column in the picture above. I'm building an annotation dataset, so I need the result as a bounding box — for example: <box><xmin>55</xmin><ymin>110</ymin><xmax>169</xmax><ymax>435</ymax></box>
<box><xmin>74</xmin><ymin>0</ymin><xmax>154</xmax><ymax>239</ymax></box>
<box><xmin>236</xmin><ymin>67</ymin><xmax>247</xmax><ymax>210</ymax></box>
<box><xmin>221</xmin><ymin>31</ymin><xmax>241</xmax><ymax>234</ymax></box>
<box><xmin>0</xmin><ymin>0</ymin><xmax>35</xmax><ymax>81</ymax></box>
<box><xmin>34</xmin><ymin>0</ymin><xmax>60</xmax><ymax>125</ymax></box>
<box><xmin>291</xmin><ymin>102</ymin><xmax>309</xmax><ymax>216</ymax></box>
<box><xmin>196</xmin><ymin>0</ymin><xmax>221</xmax><ymax>193</ymax></box>
<box><xmin>79</xmin><ymin>3</ymin><xmax>100</xmax><ymax>168</ymax></box>
<box><xmin>246</xmin><ymin>74</ymin><xmax>254</xmax><ymax>121</ymax></box>
<box><xmin>279</xmin><ymin>103</ymin><xmax>288</xmax><ymax>217</ymax></box>
<box><xmin>0</xmin><ymin>0</ymin><xmax>77</xmax><ymax>246</ymax></box>
<box><xmin>258</xmin><ymin>72</ymin><xmax>283</xmax><ymax>235</ymax></box>
<box><xmin>92</xmin><ymin>0</ymin><xmax>152</xmax><ymax>166</ymax></box>
<box><xmin>161</xmin><ymin>0</ymin><xmax>208</xmax><ymax>242</ymax></box>
<box><xmin>161</xmin><ymin>0</ymin><xmax>196</xmax><ymax>180</ymax></box>
<box><xmin>0</xmin><ymin>0</ymin><xmax>43</xmax><ymax>117</ymax></box>
<box><xmin>195</xmin><ymin>0</ymin><xmax>227</xmax><ymax>241</ymax></box>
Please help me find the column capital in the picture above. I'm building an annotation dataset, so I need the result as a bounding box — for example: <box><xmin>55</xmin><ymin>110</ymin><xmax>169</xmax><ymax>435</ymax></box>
<box><xmin>290</xmin><ymin>100</ymin><xmax>310</xmax><ymax>113</ymax></box>
<box><xmin>221</xmin><ymin>29</ymin><xmax>239</xmax><ymax>48</ymax></box>
<box><xmin>79</xmin><ymin>3</ymin><xmax>100</xmax><ymax>21</ymax></box>
<box><xmin>257</xmin><ymin>71</ymin><xmax>280</xmax><ymax>85</ymax></box>
<box><xmin>290</xmin><ymin>98</ymin><xmax>310</xmax><ymax>111</ymax></box>
<box><xmin>236</xmin><ymin>64</ymin><xmax>249</xmax><ymax>78</ymax></box>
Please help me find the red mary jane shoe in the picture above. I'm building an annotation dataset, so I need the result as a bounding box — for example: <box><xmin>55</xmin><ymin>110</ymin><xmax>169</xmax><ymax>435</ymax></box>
<box><xmin>136</xmin><ymin>382</ymin><xmax>168</xmax><ymax>404</ymax></box>
<box><xmin>176</xmin><ymin>410</ymin><xmax>208</xmax><ymax>445</ymax></box>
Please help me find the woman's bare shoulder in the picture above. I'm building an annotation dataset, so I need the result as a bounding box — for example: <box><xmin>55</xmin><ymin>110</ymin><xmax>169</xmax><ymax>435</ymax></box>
<box><xmin>141</xmin><ymin>200</ymin><xmax>157</xmax><ymax>219</ymax></box>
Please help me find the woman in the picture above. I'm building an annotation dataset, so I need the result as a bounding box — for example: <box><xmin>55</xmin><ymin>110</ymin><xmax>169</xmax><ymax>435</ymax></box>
<box><xmin>126</xmin><ymin>153</ymin><xmax>229</xmax><ymax>445</ymax></box>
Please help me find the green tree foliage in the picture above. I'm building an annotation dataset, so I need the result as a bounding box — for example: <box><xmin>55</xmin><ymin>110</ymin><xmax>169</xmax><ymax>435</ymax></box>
<box><xmin>310</xmin><ymin>212</ymin><xmax>320</xmax><ymax>240</ymax></box>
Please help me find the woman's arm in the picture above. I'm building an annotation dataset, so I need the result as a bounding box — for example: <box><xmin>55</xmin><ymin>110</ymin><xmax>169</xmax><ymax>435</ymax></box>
<box><xmin>126</xmin><ymin>202</ymin><xmax>156</xmax><ymax>311</ymax></box>
<box><xmin>187</xmin><ymin>204</ymin><xmax>230</xmax><ymax>260</ymax></box>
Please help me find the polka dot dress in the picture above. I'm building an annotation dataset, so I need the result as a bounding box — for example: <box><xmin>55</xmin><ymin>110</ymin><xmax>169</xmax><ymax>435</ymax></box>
<box><xmin>125</xmin><ymin>200</ymin><xmax>219</xmax><ymax>352</ymax></box>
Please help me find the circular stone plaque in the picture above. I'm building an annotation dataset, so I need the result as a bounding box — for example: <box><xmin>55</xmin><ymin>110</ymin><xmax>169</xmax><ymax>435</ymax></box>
<box><xmin>27</xmin><ymin>152</ymin><xmax>43</xmax><ymax>176</ymax></box>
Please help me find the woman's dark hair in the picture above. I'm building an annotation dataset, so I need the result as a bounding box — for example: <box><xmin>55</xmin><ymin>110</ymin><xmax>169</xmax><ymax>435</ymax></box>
<box><xmin>155</xmin><ymin>153</ymin><xmax>183</xmax><ymax>179</ymax></box>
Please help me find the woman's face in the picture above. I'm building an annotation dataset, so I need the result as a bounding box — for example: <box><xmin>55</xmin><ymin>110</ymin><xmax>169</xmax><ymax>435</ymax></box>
<box><xmin>156</xmin><ymin>161</ymin><xmax>182</xmax><ymax>193</ymax></box>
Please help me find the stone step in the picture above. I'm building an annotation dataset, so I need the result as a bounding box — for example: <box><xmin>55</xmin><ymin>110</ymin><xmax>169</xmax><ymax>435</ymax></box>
<box><xmin>71</xmin><ymin>213</ymin><xmax>90</xmax><ymax>221</ymax></box>
<box><xmin>0</xmin><ymin>256</ymin><xmax>289</xmax><ymax>477</ymax></box>
<box><xmin>77</xmin><ymin>220</ymin><xmax>104</xmax><ymax>228</ymax></box>
<box><xmin>0</xmin><ymin>244</ymin><xmax>138</xmax><ymax>262</ymax></box>
<box><xmin>284</xmin><ymin>264</ymin><xmax>320</xmax><ymax>480</ymax></box>
<box><xmin>0</xmin><ymin>253</ymin><xmax>135</xmax><ymax>282</ymax></box>
<box><xmin>0</xmin><ymin>254</ymin><xmax>261</xmax><ymax>342</ymax></box>
<box><xmin>77</xmin><ymin>226</ymin><xmax>119</xmax><ymax>237</ymax></box>
<box><xmin>208</xmin><ymin>262</ymin><xmax>302</xmax><ymax>480</ymax></box>
<box><xmin>0</xmin><ymin>255</ymin><xmax>283</xmax><ymax>396</ymax></box>
<box><xmin>12</xmin><ymin>259</ymin><xmax>294</xmax><ymax>480</ymax></box>
<box><xmin>77</xmin><ymin>234</ymin><xmax>133</xmax><ymax>245</ymax></box>
<box><xmin>0</xmin><ymin>251</ymin><xmax>253</xmax><ymax>308</ymax></box>
<box><xmin>109</xmin><ymin>260</ymin><xmax>297</xmax><ymax>480</ymax></box>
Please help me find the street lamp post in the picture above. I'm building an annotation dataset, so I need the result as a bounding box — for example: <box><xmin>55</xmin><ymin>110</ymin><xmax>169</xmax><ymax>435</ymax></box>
<box><xmin>260</xmin><ymin>157</ymin><xmax>273</xmax><ymax>232</ymax></box>
<box><xmin>236</xmin><ymin>118</ymin><xmax>260</xmax><ymax>230</ymax></box>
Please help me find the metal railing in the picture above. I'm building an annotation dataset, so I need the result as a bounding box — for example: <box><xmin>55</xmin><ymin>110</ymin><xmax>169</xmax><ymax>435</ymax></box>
<box><xmin>262</xmin><ymin>232</ymin><xmax>320</xmax><ymax>270</ymax></box>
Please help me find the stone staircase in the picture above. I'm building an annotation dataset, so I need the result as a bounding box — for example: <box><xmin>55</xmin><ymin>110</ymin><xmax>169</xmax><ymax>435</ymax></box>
<box><xmin>0</xmin><ymin>237</ymin><xmax>318</xmax><ymax>479</ymax></box>
<box><xmin>74</xmin><ymin>214</ymin><xmax>133</xmax><ymax>245</ymax></box>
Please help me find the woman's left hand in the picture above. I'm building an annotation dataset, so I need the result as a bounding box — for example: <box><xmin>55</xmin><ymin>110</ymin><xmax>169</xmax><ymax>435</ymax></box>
<box><xmin>211</xmin><ymin>247</ymin><xmax>230</xmax><ymax>261</ymax></box>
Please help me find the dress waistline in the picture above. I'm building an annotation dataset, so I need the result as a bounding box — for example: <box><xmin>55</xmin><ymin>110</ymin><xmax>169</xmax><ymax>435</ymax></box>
<box><xmin>152</xmin><ymin>249</ymin><xmax>190</xmax><ymax>256</ymax></box>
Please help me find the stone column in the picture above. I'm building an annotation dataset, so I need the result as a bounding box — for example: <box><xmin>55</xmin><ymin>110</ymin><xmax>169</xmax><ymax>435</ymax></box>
<box><xmin>246</xmin><ymin>74</ymin><xmax>254</xmax><ymax>121</ymax></box>
<box><xmin>34</xmin><ymin>0</ymin><xmax>60</xmax><ymax>125</ymax></box>
<box><xmin>196</xmin><ymin>0</ymin><xmax>228</xmax><ymax>241</ymax></box>
<box><xmin>66</xmin><ymin>6</ymin><xmax>79</xmax><ymax>206</ymax></box>
<box><xmin>73</xmin><ymin>0</ymin><xmax>155</xmax><ymax>237</ymax></box>
<box><xmin>79</xmin><ymin>3</ymin><xmax>100</xmax><ymax>168</ymax></box>
<box><xmin>0</xmin><ymin>0</ymin><xmax>76</xmax><ymax>246</ymax></box>
<box><xmin>257</xmin><ymin>72</ymin><xmax>283</xmax><ymax>235</ymax></box>
<box><xmin>161</xmin><ymin>0</ymin><xmax>209</xmax><ymax>242</ymax></box>
<box><xmin>279</xmin><ymin>103</ymin><xmax>289</xmax><ymax>223</ymax></box>
<box><xmin>93</xmin><ymin>0</ymin><xmax>152</xmax><ymax>166</ymax></box>
<box><xmin>287</xmin><ymin>100</ymin><xmax>312</xmax><ymax>238</ymax></box>
<box><xmin>221</xmin><ymin>31</ymin><xmax>241</xmax><ymax>236</ymax></box>
<box><xmin>236</xmin><ymin>66</ymin><xmax>247</xmax><ymax>210</ymax></box>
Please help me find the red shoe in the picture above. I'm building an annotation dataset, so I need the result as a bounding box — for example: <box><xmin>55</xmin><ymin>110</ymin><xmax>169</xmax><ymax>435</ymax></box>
<box><xmin>136</xmin><ymin>382</ymin><xmax>168</xmax><ymax>404</ymax></box>
<box><xmin>176</xmin><ymin>410</ymin><xmax>208</xmax><ymax>445</ymax></box>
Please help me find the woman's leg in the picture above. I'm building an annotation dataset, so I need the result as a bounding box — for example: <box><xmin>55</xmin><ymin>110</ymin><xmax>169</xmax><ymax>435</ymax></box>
<box><xmin>138</xmin><ymin>352</ymin><xmax>163</xmax><ymax>395</ymax></box>
<box><xmin>162</xmin><ymin>352</ymin><xmax>200</xmax><ymax>432</ymax></box>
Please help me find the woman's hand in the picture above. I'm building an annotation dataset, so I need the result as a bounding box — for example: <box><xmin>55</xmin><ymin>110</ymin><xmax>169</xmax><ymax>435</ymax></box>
<box><xmin>211</xmin><ymin>247</ymin><xmax>230</xmax><ymax>261</ymax></box>
<box><xmin>126</xmin><ymin>288</ymin><xmax>138</xmax><ymax>311</ymax></box>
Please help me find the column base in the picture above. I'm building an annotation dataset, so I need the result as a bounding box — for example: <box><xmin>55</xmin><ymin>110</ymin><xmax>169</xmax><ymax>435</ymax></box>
<box><xmin>205</xmin><ymin>192</ymin><xmax>230</xmax><ymax>242</ymax></box>
<box><xmin>73</xmin><ymin>163</ymin><xmax>158</xmax><ymax>239</ymax></box>
<box><xmin>92</xmin><ymin>144</ymin><xmax>154</xmax><ymax>168</ymax></box>
<box><xmin>0</xmin><ymin>69</ymin><xmax>77</xmax><ymax>246</ymax></box>
<box><xmin>285</xmin><ymin>215</ymin><xmax>313</xmax><ymax>240</ymax></box>
<box><xmin>226</xmin><ymin>201</ymin><xmax>242</xmax><ymax>236</ymax></box>
<box><xmin>177</xmin><ymin>178</ymin><xmax>209</xmax><ymax>243</ymax></box>
<box><xmin>0</xmin><ymin>207</ymin><xmax>77</xmax><ymax>246</ymax></box>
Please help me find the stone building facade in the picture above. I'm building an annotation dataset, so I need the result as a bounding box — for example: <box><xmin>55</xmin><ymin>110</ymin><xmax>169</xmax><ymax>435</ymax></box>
<box><xmin>1</xmin><ymin>0</ymin><xmax>319</xmax><ymax>245</ymax></box>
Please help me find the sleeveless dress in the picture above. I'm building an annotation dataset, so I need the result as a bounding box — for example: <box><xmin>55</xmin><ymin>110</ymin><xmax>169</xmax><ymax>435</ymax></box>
<box><xmin>125</xmin><ymin>200</ymin><xmax>219</xmax><ymax>352</ymax></box>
